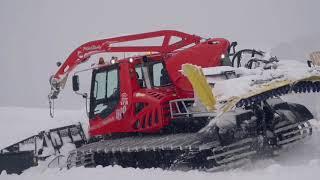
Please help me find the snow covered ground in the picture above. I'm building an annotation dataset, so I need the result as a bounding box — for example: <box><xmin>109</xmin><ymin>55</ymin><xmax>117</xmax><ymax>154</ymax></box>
<box><xmin>0</xmin><ymin>105</ymin><xmax>320</xmax><ymax>179</ymax></box>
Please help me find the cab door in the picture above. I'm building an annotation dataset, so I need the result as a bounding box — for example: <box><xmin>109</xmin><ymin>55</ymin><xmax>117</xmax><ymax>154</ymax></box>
<box><xmin>89</xmin><ymin>64</ymin><xmax>120</xmax><ymax>119</ymax></box>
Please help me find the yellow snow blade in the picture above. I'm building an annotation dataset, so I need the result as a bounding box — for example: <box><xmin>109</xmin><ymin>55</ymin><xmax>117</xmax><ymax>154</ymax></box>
<box><xmin>182</xmin><ymin>64</ymin><xmax>216</xmax><ymax>111</ymax></box>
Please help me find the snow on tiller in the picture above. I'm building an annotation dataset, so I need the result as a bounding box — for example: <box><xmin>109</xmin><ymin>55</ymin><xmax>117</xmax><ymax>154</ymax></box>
<box><xmin>0</xmin><ymin>124</ymin><xmax>86</xmax><ymax>174</ymax></box>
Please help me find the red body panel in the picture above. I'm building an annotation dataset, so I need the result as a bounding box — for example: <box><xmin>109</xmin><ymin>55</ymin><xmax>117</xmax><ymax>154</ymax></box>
<box><xmin>88</xmin><ymin>61</ymin><xmax>184</xmax><ymax>136</ymax></box>
<box><xmin>166</xmin><ymin>38</ymin><xmax>230</xmax><ymax>94</ymax></box>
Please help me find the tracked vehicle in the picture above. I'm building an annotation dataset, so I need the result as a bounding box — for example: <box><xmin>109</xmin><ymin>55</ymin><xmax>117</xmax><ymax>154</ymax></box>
<box><xmin>45</xmin><ymin>30</ymin><xmax>320</xmax><ymax>171</ymax></box>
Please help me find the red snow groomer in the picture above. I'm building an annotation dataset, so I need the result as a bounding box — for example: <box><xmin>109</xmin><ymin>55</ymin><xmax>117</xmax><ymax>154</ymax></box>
<box><xmin>48</xmin><ymin>30</ymin><xmax>320</xmax><ymax>171</ymax></box>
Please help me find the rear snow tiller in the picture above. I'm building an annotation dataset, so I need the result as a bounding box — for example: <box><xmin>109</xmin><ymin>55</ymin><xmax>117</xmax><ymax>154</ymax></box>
<box><xmin>44</xmin><ymin>30</ymin><xmax>320</xmax><ymax>171</ymax></box>
<box><xmin>0</xmin><ymin>124</ymin><xmax>86</xmax><ymax>174</ymax></box>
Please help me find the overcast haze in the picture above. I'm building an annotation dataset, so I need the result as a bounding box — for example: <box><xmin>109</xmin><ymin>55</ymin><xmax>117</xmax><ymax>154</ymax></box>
<box><xmin>0</xmin><ymin>0</ymin><xmax>319</xmax><ymax>109</ymax></box>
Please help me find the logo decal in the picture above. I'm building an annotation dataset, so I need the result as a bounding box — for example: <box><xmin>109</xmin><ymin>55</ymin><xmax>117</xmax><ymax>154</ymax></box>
<box><xmin>116</xmin><ymin>93</ymin><xmax>129</xmax><ymax>120</ymax></box>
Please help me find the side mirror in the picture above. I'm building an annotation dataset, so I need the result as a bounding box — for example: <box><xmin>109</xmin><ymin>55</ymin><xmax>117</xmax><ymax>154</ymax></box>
<box><xmin>72</xmin><ymin>75</ymin><xmax>80</xmax><ymax>92</ymax></box>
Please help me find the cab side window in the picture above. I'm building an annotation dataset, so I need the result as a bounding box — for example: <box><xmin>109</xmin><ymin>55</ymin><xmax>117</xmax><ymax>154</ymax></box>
<box><xmin>106</xmin><ymin>69</ymin><xmax>119</xmax><ymax>98</ymax></box>
<box><xmin>151</xmin><ymin>63</ymin><xmax>170</xmax><ymax>86</ymax></box>
<box><xmin>135</xmin><ymin>66</ymin><xmax>146</xmax><ymax>88</ymax></box>
<box><xmin>134</xmin><ymin>62</ymin><xmax>171</xmax><ymax>88</ymax></box>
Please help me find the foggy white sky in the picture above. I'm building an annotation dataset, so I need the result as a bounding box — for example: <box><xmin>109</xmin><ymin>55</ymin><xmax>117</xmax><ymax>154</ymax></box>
<box><xmin>0</xmin><ymin>0</ymin><xmax>319</xmax><ymax>109</ymax></box>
